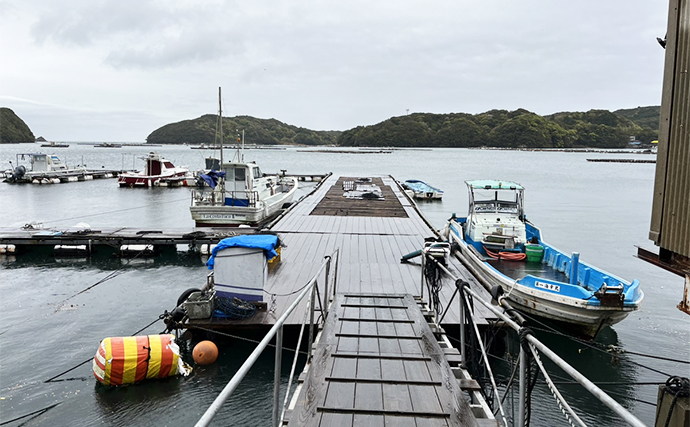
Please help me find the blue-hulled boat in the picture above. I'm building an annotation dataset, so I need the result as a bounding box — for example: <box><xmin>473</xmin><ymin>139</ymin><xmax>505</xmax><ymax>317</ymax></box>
<box><xmin>444</xmin><ymin>179</ymin><xmax>643</xmax><ymax>338</ymax></box>
<box><xmin>403</xmin><ymin>179</ymin><xmax>444</xmax><ymax>200</ymax></box>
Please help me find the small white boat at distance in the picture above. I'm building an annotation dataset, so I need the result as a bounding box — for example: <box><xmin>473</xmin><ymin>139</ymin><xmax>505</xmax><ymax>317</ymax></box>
<box><xmin>189</xmin><ymin>88</ymin><xmax>298</xmax><ymax>227</ymax></box>
<box><xmin>403</xmin><ymin>179</ymin><xmax>444</xmax><ymax>200</ymax></box>
<box><xmin>118</xmin><ymin>152</ymin><xmax>192</xmax><ymax>187</ymax></box>
<box><xmin>444</xmin><ymin>179</ymin><xmax>643</xmax><ymax>338</ymax></box>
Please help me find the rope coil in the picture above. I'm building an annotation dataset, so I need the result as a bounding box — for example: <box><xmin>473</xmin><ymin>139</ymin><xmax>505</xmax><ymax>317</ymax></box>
<box><xmin>659</xmin><ymin>376</ymin><xmax>690</xmax><ymax>427</ymax></box>
<box><xmin>215</xmin><ymin>297</ymin><xmax>256</xmax><ymax>319</ymax></box>
<box><xmin>484</xmin><ymin>246</ymin><xmax>527</xmax><ymax>261</ymax></box>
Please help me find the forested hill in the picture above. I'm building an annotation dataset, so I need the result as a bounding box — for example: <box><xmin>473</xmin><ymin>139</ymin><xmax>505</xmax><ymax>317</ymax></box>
<box><xmin>148</xmin><ymin>106</ymin><xmax>659</xmax><ymax>148</ymax></box>
<box><xmin>0</xmin><ymin>108</ymin><xmax>35</xmax><ymax>143</ymax></box>
<box><xmin>613</xmin><ymin>106</ymin><xmax>661</xmax><ymax>131</ymax></box>
<box><xmin>338</xmin><ymin>107</ymin><xmax>660</xmax><ymax>149</ymax></box>
<box><xmin>147</xmin><ymin>115</ymin><xmax>341</xmax><ymax>145</ymax></box>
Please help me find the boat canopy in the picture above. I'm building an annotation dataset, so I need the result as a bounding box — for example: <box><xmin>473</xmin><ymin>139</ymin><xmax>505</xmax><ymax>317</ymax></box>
<box><xmin>466</xmin><ymin>180</ymin><xmax>523</xmax><ymax>190</ymax></box>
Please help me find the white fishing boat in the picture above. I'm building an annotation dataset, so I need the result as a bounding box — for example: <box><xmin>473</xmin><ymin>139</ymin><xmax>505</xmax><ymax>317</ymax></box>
<box><xmin>444</xmin><ymin>179</ymin><xmax>643</xmax><ymax>338</ymax></box>
<box><xmin>3</xmin><ymin>153</ymin><xmax>87</xmax><ymax>184</ymax></box>
<box><xmin>117</xmin><ymin>152</ymin><xmax>192</xmax><ymax>187</ymax></box>
<box><xmin>403</xmin><ymin>179</ymin><xmax>444</xmax><ymax>199</ymax></box>
<box><xmin>189</xmin><ymin>88</ymin><xmax>298</xmax><ymax>227</ymax></box>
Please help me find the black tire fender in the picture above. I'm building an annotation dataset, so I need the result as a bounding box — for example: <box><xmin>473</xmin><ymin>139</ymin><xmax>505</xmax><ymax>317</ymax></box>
<box><xmin>177</xmin><ymin>287</ymin><xmax>202</xmax><ymax>307</ymax></box>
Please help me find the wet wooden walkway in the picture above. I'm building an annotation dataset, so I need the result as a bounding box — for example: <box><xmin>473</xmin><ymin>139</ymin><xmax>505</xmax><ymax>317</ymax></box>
<box><xmin>261</xmin><ymin>174</ymin><xmax>497</xmax><ymax>327</ymax></box>
<box><xmin>286</xmin><ymin>293</ymin><xmax>487</xmax><ymax>426</ymax></box>
<box><xmin>182</xmin><ymin>173</ymin><xmax>497</xmax><ymax>330</ymax></box>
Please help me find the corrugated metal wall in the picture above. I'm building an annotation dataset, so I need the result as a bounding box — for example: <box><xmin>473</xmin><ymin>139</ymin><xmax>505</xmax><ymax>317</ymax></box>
<box><xmin>650</xmin><ymin>0</ymin><xmax>690</xmax><ymax>259</ymax></box>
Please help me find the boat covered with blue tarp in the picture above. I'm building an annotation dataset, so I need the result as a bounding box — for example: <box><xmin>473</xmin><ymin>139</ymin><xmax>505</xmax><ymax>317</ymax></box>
<box><xmin>403</xmin><ymin>179</ymin><xmax>444</xmax><ymax>199</ymax></box>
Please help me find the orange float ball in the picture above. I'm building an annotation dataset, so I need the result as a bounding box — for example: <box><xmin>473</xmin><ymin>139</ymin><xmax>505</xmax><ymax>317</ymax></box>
<box><xmin>192</xmin><ymin>340</ymin><xmax>219</xmax><ymax>365</ymax></box>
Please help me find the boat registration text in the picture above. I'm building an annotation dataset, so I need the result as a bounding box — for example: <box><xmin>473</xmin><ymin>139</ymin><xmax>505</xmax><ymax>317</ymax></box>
<box><xmin>535</xmin><ymin>281</ymin><xmax>560</xmax><ymax>292</ymax></box>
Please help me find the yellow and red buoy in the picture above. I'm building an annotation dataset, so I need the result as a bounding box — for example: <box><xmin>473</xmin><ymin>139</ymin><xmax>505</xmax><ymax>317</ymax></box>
<box><xmin>192</xmin><ymin>340</ymin><xmax>219</xmax><ymax>365</ymax></box>
<box><xmin>92</xmin><ymin>334</ymin><xmax>191</xmax><ymax>386</ymax></box>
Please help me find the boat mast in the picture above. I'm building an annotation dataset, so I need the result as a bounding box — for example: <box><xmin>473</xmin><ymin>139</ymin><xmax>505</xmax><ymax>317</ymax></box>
<box><xmin>219</xmin><ymin>87</ymin><xmax>223</xmax><ymax>166</ymax></box>
<box><xmin>218</xmin><ymin>87</ymin><xmax>225</xmax><ymax>195</ymax></box>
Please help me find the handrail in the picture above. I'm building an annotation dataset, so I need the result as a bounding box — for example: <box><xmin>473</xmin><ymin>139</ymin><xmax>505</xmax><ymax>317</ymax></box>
<box><xmin>191</xmin><ymin>189</ymin><xmax>260</xmax><ymax>207</ymax></box>
<box><xmin>194</xmin><ymin>249</ymin><xmax>339</xmax><ymax>427</ymax></box>
<box><xmin>427</xmin><ymin>254</ymin><xmax>647</xmax><ymax>427</ymax></box>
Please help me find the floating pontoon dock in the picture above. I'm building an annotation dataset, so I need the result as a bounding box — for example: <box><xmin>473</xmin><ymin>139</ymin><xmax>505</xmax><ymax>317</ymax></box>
<box><xmin>0</xmin><ymin>226</ymin><xmax>255</xmax><ymax>255</ymax></box>
<box><xmin>187</xmin><ymin>174</ymin><xmax>499</xmax><ymax>330</ymax></box>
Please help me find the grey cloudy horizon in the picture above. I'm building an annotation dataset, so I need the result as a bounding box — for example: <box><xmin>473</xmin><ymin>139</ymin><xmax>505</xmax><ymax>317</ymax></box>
<box><xmin>0</xmin><ymin>0</ymin><xmax>669</xmax><ymax>142</ymax></box>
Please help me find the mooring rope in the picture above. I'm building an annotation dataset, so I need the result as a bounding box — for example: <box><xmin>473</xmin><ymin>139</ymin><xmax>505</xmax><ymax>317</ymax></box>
<box><xmin>176</xmin><ymin>323</ymin><xmax>309</xmax><ymax>356</ymax></box>
<box><xmin>527</xmin><ymin>341</ymin><xmax>587</xmax><ymax>427</ymax></box>
<box><xmin>53</xmin><ymin>248</ymin><xmax>148</xmax><ymax>311</ymax></box>
<box><xmin>43</xmin><ymin>197</ymin><xmax>190</xmax><ymax>226</ymax></box>
<box><xmin>44</xmin><ymin>316</ymin><xmax>162</xmax><ymax>383</ymax></box>
<box><xmin>0</xmin><ymin>402</ymin><xmax>61</xmax><ymax>426</ymax></box>
<box><xmin>518</xmin><ymin>311</ymin><xmax>679</xmax><ymax>377</ymax></box>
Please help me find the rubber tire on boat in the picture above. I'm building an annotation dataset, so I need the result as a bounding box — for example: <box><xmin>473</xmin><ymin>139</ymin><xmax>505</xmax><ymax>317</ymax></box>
<box><xmin>281</xmin><ymin>202</ymin><xmax>292</xmax><ymax>209</ymax></box>
<box><xmin>177</xmin><ymin>288</ymin><xmax>202</xmax><ymax>308</ymax></box>
<box><xmin>171</xmin><ymin>306</ymin><xmax>186</xmax><ymax>322</ymax></box>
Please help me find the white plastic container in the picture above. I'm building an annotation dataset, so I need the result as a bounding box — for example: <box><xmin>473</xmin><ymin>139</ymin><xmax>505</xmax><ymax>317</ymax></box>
<box><xmin>213</xmin><ymin>247</ymin><xmax>267</xmax><ymax>301</ymax></box>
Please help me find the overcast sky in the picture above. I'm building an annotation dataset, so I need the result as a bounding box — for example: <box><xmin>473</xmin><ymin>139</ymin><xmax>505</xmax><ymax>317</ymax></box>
<box><xmin>0</xmin><ymin>0</ymin><xmax>669</xmax><ymax>142</ymax></box>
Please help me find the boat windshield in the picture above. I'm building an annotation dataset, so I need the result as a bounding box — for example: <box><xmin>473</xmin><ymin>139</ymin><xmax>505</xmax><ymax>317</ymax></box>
<box><xmin>471</xmin><ymin>187</ymin><xmax>522</xmax><ymax>215</ymax></box>
<box><xmin>473</xmin><ymin>201</ymin><xmax>519</xmax><ymax>214</ymax></box>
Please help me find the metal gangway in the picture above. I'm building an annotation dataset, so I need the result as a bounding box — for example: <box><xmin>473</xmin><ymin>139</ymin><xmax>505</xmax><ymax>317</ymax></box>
<box><xmin>193</xmin><ymin>246</ymin><xmax>648</xmax><ymax>427</ymax></box>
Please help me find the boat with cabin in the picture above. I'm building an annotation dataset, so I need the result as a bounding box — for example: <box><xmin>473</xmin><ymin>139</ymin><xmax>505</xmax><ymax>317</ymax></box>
<box><xmin>403</xmin><ymin>179</ymin><xmax>444</xmax><ymax>199</ymax></box>
<box><xmin>443</xmin><ymin>179</ymin><xmax>643</xmax><ymax>338</ymax></box>
<box><xmin>117</xmin><ymin>152</ymin><xmax>192</xmax><ymax>187</ymax></box>
<box><xmin>189</xmin><ymin>88</ymin><xmax>298</xmax><ymax>227</ymax></box>
<box><xmin>3</xmin><ymin>153</ymin><xmax>87</xmax><ymax>184</ymax></box>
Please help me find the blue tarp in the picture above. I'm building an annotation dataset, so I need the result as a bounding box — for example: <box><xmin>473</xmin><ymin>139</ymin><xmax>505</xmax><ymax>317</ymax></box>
<box><xmin>199</xmin><ymin>170</ymin><xmax>226</xmax><ymax>189</ymax></box>
<box><xmin>206</xmin><ymin>234</ymin><xmax>279</xmax><ymax>270</ymax></box>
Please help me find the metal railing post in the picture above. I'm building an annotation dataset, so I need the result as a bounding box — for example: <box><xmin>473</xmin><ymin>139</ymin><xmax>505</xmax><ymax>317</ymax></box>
<box><xmin>323</xmin><ymin>256</ymin><xmax>331</xmax><ymax>318</ymax></box>
<box><xmin>518</xmin><ymin>344</ymin><xmax>526</xmax><ymax>427</ymax></box>
<box><xmin>272</xmin><ymin>325</ymin><xmax>283</xmax><ymax>427</ymax></box>
<box><xmin>307</xmin><ymin>283</ymin><xmax>316</xmax><ymax>363</ymax></box>
<box><xmin>420</xmin><ymin>253</ymin><xmax>425</xmax><ymax>300</ymax></box>
<box><xmin>332</xmin><ymin>249</ymin><xmax>339</xmax><ymax>295</ymax></box>
<box><xmin>195</xmin><ymin>249</ymin><xmax>341</xmax><ymax>427</ymax></box>
<box><xmin>459</xmin><ymin>285</ymin><xmax>466</xmax><ymax>367</ymax></box>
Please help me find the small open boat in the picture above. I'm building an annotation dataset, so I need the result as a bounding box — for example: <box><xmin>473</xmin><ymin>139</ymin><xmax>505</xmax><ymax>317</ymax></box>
<box><xmin>444</xmin><ymin>179</ymin><xmax>643</xmax><ymax>338</ymax></box>
<box><xmin>118</xmin><ymin>152</ymin><xmax>192</xmax><ymax>187</ymax></box>
<box><xmin>403</xmin><ymin>179</ymin><xmax>444</xmax><ymax>200</ymax></box>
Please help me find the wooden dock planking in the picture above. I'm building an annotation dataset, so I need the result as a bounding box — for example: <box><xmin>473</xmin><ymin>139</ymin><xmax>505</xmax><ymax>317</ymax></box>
<box><xmin>287</xmin><ymin>294</ymin><xmax>479</xmax><ymax>427</ymax></box>
<box><xmin>261</xmin><ymin>174</ymin><xmax>499</xmax><ymax>328</ymax></box>
<box><xmin>181</xmin><ymin>174</ymin><xmax>499</xmax><ymax>330</ymax></box>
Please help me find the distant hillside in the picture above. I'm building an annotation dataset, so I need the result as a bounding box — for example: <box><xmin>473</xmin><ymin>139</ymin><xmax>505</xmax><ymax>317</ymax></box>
<box><xmin>147</xmin><ymin>115</ymin><xmax>341</xmax><ymax>146</ymax></box>
<box><xmin>614</xmin><ymin>106</ymin><xmax>660</xmax><ymax>131</ymax></box>
<box><xmin>337</xmin><ymin>108</ymin><xmax>659</xmax><ymax>148</ymax></box>
<box><xmin>0</xmin><ymin>108</ymin><xmax>36</xmax><ymax>144</ymax></box>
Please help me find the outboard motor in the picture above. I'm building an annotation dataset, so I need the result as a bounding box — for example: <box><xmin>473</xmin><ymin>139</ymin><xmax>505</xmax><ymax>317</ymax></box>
<box><xmin>7</xmin><ymin>165</ymin><xmax>26</xmax><ymax>182</ymax></box>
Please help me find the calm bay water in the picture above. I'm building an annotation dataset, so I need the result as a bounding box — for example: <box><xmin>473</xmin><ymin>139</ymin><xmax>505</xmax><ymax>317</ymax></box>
<box><xmin>0</xmin><ymin>143</ymin><xmax>688</xmax><ymax>426</ymax></box>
